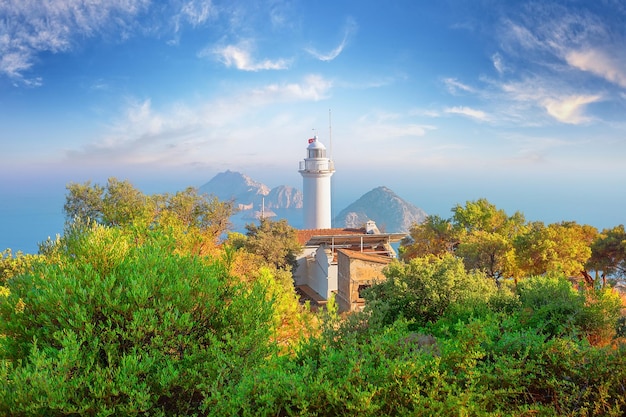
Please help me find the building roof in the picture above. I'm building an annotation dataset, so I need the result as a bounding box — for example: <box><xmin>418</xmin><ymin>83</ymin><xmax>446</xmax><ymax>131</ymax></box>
<box><xmin>337</xmin><ymin>249</ymin><xmax>394</xmax><ymax>264</ymax></box>
<box><xmin>299</xmin><ymin>231</ymin><xmax>407</xmax><ymax>247</ymax></box>
<box><xmin>295</xmin><ymin>227</ymin><xmax>367</xmax><ymax>245</ymax></box>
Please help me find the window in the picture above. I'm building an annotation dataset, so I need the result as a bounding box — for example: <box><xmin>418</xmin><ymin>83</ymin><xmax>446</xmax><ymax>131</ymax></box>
<box><xmin>357</xmin><ymin>284</ymin><xmax>371</xmax><ymax>299</ymax></box>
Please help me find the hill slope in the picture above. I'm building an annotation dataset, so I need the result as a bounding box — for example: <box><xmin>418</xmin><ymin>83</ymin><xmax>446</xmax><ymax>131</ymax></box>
<box><xmin>332</xmin><ymin>186</ymin><xmax>427</xmax><ymax>232</ymax></box>
<box><xmin>198</xmin><ymin>170</ymin><xmax>302</xmax><ymax>210</ymax></box>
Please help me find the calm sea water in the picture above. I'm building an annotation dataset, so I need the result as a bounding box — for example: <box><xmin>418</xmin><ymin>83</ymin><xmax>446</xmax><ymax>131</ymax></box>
<box><xmin>0</xmin><ymin>192</ymin><xmax>66</xmax><ymax>254</ymax></box>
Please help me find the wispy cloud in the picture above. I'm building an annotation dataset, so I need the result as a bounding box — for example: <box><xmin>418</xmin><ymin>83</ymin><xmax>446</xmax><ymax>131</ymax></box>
<box><xmin>306</xmin><ymin>17</ymin><xmax>357</xmax><ymax>61</ymax></box>
<box><xmin>492</xmin><ymin>53</ymin><xmax>505</xmax><ymax>74</ymax></box>
<box><xmin>208</xmin><ymin>41</ymin><xmax>291</xmax><ymax>71</ymax></box>
<box><xmin>0</xmin><ymin>0</ymin><xmax>149</xmax><ymax>86</ymax></box>
<box><xmin>168</xmin><ymin>0</ymin><xmax>217</xmax><ymax>45</ymax></box>
<box><xmin>497</xmin><ymin>77</ymin><xmax>603</xmax><ymax>125</ymax></box>
<box><xmin>442</xmin><ymin>77</ymin><xmax>475</xmax><ymax>94</ymax></box>
<box><xmin>566</xmin><ymin>49</ymin><xmax>626</xmax><ymax>88</ymax></box>
<box><xmin>66</xmin><ymin>75</ymin><xmax>332</xmax><ymax>166</ymax></box>
<box><xmin>485</xmin><ymin>4</ymin><xmax>622</xmax><ymax>124</ymax></box>
<box><xmin>249</xmin><ymin>74</ymin><xmax>332</xmax><ymax>102</ymax></box>
<box><xmin>542</xmin><ymin>94</ymin><xmax>602</xmax><ymax>124</ymax></box>
<box><xmin>445</xmin><ymin>106</ymin><xmax>490</xmax><ymax>122</ymax></box>
<box><xmin>354</xmin><ymin>111</ymin><xmax>436</xmax><ymax>141</ymax></box>
<box><xmin>0</xmin><ymin>0</ymin><xmax>149</xmax><ymax>84</ymax></box>
<box><xmin>178</xmin><ymin>0</ymin><xmax>215</xmax><ymax>27</ymax></box>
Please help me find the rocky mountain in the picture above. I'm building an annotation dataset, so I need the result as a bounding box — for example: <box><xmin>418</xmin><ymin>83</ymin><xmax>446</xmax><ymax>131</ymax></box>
<box><xmin>332</xmin><ymin>186</ymin><xmax>427</xmax><ymax>232</ymax></box>
<box><xmin>198</xmin><ymin>171</ymin><xmax>303</xmax><ymax>230</ymax></box>
<box><xmin>198</xmin><ymin>170</ymin><xmax>302</xmax><ymax>210</ymax></box>
<box><xmin>265</xmin><ymin>185</ymin><xmax>303</xmax><ymax>209</ymax></box>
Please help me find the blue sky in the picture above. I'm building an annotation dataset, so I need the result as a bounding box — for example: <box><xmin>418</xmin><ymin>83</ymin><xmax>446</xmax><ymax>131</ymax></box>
<box><xmin>1</xmin><ymin>0</ymin><xmax>626</xmax><ymax>251</ymax></box>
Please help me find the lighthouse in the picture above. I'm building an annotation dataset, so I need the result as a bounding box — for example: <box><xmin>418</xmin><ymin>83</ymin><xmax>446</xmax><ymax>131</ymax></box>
<box><xmin>299</xmin><ymin>136</ymin><xmax>335</xmax><ymax>229</ymax></box>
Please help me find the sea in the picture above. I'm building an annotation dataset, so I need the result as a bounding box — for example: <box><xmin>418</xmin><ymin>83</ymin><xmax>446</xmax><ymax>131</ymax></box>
<box><xmin>0</xmin><ymin>191</ymin><xmax>66</xmax><ymax>254</ymax></box>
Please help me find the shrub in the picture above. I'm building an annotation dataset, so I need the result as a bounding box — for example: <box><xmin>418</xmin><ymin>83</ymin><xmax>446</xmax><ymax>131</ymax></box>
<box><xmin>0</xmin><ymin>225</ymin><xmax>276</xmax><ymax>416</ymax></box>
<box><xmin>364</xmin><ymin>254</ymin><xmax>497</xmax><ymax>329</ymax></box>
<box><xmin>516</xmin><ymin>274</ymin><xmax>622</xmax><ymax>343</ymax></box>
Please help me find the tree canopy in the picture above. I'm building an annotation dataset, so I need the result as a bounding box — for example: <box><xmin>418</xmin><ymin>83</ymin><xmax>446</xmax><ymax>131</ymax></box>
<box><xmin>63</xmin><ymin>178</ymin><xmax>235</xmax><ymax>253</ymax></box>
<box><xmin>400</xmin><ymin>198</ymin><xmax>623</xmax><ymax>287</ymax></box>
<box><xmin>242</xmin><ymin>218</ymin><xmax>302</xmax><ymax>272</ymax></box>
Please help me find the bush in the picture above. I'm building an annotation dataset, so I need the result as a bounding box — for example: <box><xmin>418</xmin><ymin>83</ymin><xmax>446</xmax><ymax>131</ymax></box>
<box><xmin>364</xmin><ymin>254</ymin><xmax>497</xmax><ymax>329</ymax></box>
<box><xmin>516</xmin><ymin>274</ymin><xmax>622</xmax><ymax>343</ymax></box>
<box><xmin>0</xmin><ymin>225</ymin><xmax>276</xmax><ymax>416</ymax></box>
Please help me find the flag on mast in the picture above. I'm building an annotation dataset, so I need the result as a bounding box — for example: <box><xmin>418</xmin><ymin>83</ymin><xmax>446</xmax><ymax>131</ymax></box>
<box><xmin>308</xmin><ymin>137</ymin><xmax>315</xmax><ymax>144</ymax></box>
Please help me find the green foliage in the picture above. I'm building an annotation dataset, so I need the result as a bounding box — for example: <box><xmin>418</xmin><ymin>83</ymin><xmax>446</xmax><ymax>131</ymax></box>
<box><xmin>401</xmin><ymin>199</ymin><xmax>616</xmax><ymax>286</ymax></box>
<box><xmin>364</xmin><ymin>254</ymin><xmax>497</xmax><ymax>329</ymax></box>
<box><xmin>515</xmin><ymin>221</ymin><xmax>596</xmax><ymax>281</ymax></box>
<box><xmin>452</xmin><ymin>199</ymin><xmax>527</xmax><ymax>282</ymax></box>
<box><xmin>64</xmin><ymin>178</ymin><xmax>234</xmax><ymax>244</ymax></box>
<box><xmin>6</xmin><ymin>187</ymin><xmax>626</xmax><ymax>416</ymax></box>
<box><xmin>212</xmin><ymin>300</ymin><xmax>626</xmax><ymax>416</ymax></box>
<box><xmin>243</xmin><ymin>218</ymin><xmax>302</xmax><ymax>271</ymax></box>
<box><xmin>588</xmin><ymin>224</ymin><xmax>626</xmax><ymax>279</ymax></box>
<box><xmin>0</xmin><ymin>225</ymin><xmax>276</xmax><ymax>416</ymax></box>
<box><xmin>400</xmin><ymin>215</ymin><xmax>457</xmax><ymax>260</ymax></box>
<box><xmin>515</xmin><ymin>274</ymin><xmax>622</xmax><ymax>342</ymax></box>
<box><xmin>455</xmin><ymin>229</ymin><xmax>516</xmax><ymax>283</ymax></box>
<box><xmin>0</xmin><ymin>249</ymin><xmax>43</xmax><ymax>285</ymax></box>
<box><xmin>213</xmin><ymin>320</ymin><xmax>464</xmax><ymax>417</ymax></box>
<box><xmin>516</xmin><ymin>274</ymin><xmax>586</xmax><ymax>337</ymax></box>
<box><xmin>63</xmin><ymin>180</ymin><xmax>105</xmax><ymax>223</ymax></box>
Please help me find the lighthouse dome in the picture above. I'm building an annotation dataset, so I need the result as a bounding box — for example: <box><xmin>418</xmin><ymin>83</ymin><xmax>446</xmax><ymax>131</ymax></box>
<box><xmin>307</xmin><ymin>139</ymin><xmax>326</xmax><ymax>150</ymax></box>
<box><xmin>307</xmin><ymin>137</ymin><xmax>327</xmax><ymax>158</ymax></box>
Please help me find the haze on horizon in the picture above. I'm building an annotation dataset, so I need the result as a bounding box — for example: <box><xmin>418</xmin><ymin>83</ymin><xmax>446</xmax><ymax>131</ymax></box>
<box><xmin>1</xmin><ymin>0</ymin><xmax>625</xmax><ymax>253</ymax></box>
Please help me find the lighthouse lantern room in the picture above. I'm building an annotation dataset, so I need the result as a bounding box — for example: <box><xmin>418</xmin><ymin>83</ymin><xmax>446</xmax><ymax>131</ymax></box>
<box><xmin>299</xmin><ymin>136</ymin><xmax>335</xmax><ymax>229</ymax></box>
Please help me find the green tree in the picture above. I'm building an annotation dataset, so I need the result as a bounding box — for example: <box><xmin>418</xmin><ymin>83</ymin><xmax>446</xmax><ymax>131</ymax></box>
<box><xmin>65</xmin><ymin>178</ymin><xmax>149</xmax><ymax>226</ymax></box>
<box><xmin>587</xmin><ymin>225</ymin><xmax>626</xmax><ymax>282</ymax></box>
<box><xmin>156</xmin><ymin>187</ymin><xmax>234</xmax><ymax>235</ymax></box>
<box><xmin>243</xmin><ymin>218</ymin><xmax>302</xmax><ymax>271</ymax></box>
<box><xmin>515</xmin><ymin>221</ymin><xmax>596</xmax><ymax>284</ymax></box>
<box><xmin>63</xmin><ymin>180</ymin><xmax>105</xmax><ymax>223</ymax></box>
<box><xmin>452</xmin><ymin>199</ymin><xmax>526</xmax><ymax>282</ymax></box>
<box><xmin>64</xmin><ymin>178</ymin><xmax>234</xmax><ymax>247</ymax></box>
<box><xmin>400</xmin><ymin>215</ymin><xmax>458</xmax><ymax>261</ymax></box>
<box><xmin>101</xmin><ymin>177</ymin><xmax>152</xmax><ymax>226</ymax></box>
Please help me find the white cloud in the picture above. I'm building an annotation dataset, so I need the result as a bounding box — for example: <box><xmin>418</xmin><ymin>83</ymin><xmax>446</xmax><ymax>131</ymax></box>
<box><xmin>494</xmin><ymin>77</ymin><xmax>603</xmax><ymax>125</ymax></box>
<box><xmin>0</xmin><ymin>0</ymin><xmax>149</xmax><ymax>83</ymax></box>
<box><xmin>442</xmin><ymin>77</ymin><xmax>475</xmax><ymax>94</ymax></box>
<box><xmin>566</xmin><ymin>48</ymin><xmax>626</xmax><ymax>88</ymax></box>
<box><xmin>169</xmin><ymin>0</ymin><xmax>216</xmax><ymax>44</ymax></box>
<box><xmin>209</xmin><ymin>41</ymin><xmax>290</xmax><ymax>71</ymax></box>
<box><xmin>354</xmin><ymin>111</ymin><xmax>436</xmax><ymax>141</ymax></box>
<box><xmin>179</xmin><ymin>0</ymin><xmax>215</xmax><ymax>27</ymax></box>
<box><xmin>306</xmin><ymin>16</ymin><xmax>357</xmax><ymax>62</ymax></box>
<box><xmin>542</xmin><ymin>95</ymin><xmax>602</xmax><ymax>124</ymax></box>
<box><xmin>66</xmin><ymin>75</ymin><xmax>332</xmax><ymax>166</ymax></box>
<box><xmin>445</xmin><ymin>106</ymin><xmax>490</xmax><ymax>122</ymax></box>
<box><xmin>492</xmin><ymin>53</ymin><xmax>505</xmax><ymax>74</ymax></box>
<box><xmin>488</xmin><ymin>5</ymin><xmax>623</xmax><ymax>124</ymax></box>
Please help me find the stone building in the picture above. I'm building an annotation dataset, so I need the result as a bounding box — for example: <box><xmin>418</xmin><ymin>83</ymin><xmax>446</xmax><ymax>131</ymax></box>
<box><xmin>335</xmin><ymin>249</ymin><xmax>393</xmax><ymax>312</ymax></box>
<box><xmin>293</xmin><ymin>221</ymin><xmax>405</xmax><ymax>312</ymax></box>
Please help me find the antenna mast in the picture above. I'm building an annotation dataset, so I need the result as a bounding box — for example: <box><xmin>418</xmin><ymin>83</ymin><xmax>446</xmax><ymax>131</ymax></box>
<box><xmin>328</xmin><ymin>109</ymin><xmax>333</xmax><ymax>158</ymax></box>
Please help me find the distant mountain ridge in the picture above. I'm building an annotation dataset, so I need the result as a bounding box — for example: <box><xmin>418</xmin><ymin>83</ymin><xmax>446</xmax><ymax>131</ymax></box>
<box><xmin>332</xmin><ymin>186</ymin><xmax>427</xmax><ymax>233</ymax></box>
<box><xmin>198</xmin><ymin>171</ymin><xmax>426</xmax><ymax>233</ymax></box>
<box><xmin>198</xmin><ymin>170</ymin><xmax>302</xmax><ymax>210</ymax></box>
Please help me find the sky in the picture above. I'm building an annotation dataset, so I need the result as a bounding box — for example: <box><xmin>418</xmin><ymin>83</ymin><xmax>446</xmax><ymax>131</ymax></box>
<box><xmin>1</xmin><ymin>0</ymin><xmax>626</xmax><ymax>252</ymax></box>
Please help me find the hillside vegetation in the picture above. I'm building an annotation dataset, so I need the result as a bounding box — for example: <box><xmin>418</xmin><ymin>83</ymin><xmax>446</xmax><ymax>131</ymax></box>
<box><xmin>1</xmin><ymin>178</ymin><xmax>625</xmax><ymax>416</ymax></box>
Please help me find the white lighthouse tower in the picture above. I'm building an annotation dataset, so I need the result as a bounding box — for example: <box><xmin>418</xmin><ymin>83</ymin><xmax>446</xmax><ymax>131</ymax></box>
<box><xmin>299</xmin><ymin>136</ymin><xmax>335</xmax><ymax>229</ymax></box>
